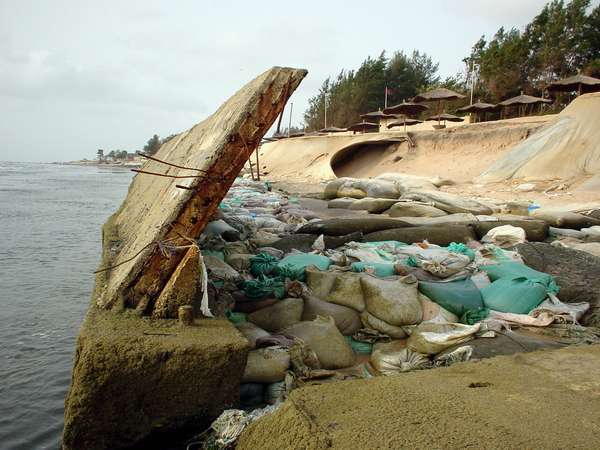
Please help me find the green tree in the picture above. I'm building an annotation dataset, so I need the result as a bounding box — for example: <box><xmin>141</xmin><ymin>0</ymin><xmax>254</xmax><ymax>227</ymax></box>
<box><xmin>97</xmin><ymin>149</ymin><xmax>104</xmax><ymax>162</ymax></box>
<box><xmin>143</xmin><ymin>134</ymin><xmax>162</xmax><ymax>155</ymax></box>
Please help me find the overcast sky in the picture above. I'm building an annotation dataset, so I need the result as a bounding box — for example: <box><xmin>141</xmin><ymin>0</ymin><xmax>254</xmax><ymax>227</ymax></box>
<box><xmin>0</xmin><ymin>0</ymin><xmax>573</xmax><ymax>162</ymax></box>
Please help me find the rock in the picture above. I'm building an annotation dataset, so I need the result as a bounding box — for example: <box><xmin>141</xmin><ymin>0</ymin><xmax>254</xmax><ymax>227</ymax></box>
<box><xmin>62</xmin><ymin>310</ymin><xmax>249</xmax><ymax>450</ymax></box>
<box><xmin>297</xmin><ymin>217</ymin><xmax>411</xmax><ymax>236</ymax></box>
<box><xmin>531</xmin><ymin>209</ymin><xmax>600</xmax><ymax>230</ymax></box>
<box><xmin>403</xmin><ymin>190</ymin><xmax>494</xmax><ymax>215</ymax></box>
<box><xmin>337</xmin><ymin>185</ymin><xmax>368</xmax><ymax>199</ymax></box>
<box><xmin>516</xmin><ymin>183</ymin><xmax>536</xmax><ymax>192</ymax></box>
<box><xmin>349</xmin><ymin>197</ymin><xmax>400</xmax><ymax>213</ymax></box>
<box><xmin>363</xmin><ymin>224</ymin><xmax>478</xmax><ymax>246</ymax></box>
<box><xmin>328</xmin><ymin>197</ymin><xmax>356</xmax><ymax>209</ymax></box>
<box><xmin>270</xmin><ymin>232</ymin><xmax>362</xmax><ymax>253</ymax></box>
<box><xmin>516</xmin><ymin>242</ymin><xmax>600</xmax><ymax>326</ymax></box>
<box><xmin>429</xmin><ymin>176</ymin><xmax>455</xmax><ymax>187</ymax></box>
<box><xmin>323</xmin><ymin>177</ymin><xmax>355</xmax><ymax>199</ymax></box>
<box><xmin>376</xmin><ymin>173</ymin><xmax>438</xmax><ymax>193</ymax></box>
<box><xmin>247</xmin><ymin>298</ymin><xmax>304</xmax><ymax>332</ymax></box>
<box><xmin>386</xmin><ymin>202</ymin><xmax>447</xmax><ymax>218</ymax></box>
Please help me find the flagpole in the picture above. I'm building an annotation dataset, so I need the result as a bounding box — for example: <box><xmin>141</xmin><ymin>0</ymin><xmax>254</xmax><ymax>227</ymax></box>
<box><xmin>384</xmin><ymin>85</ymin><xmax>388</xmax><ymax>109</ymax></box>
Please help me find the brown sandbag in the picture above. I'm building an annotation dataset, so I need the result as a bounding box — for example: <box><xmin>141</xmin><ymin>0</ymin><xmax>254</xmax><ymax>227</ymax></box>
<box><xmin>302</xmin><ymin>295</ymin><xmax>362</xmax><ymax>336</ymax></box>
<box><xmin>297</xmin><ymin>218</ymin><xmax>411</xmax><ymax>236</ymax></box>
<box><xmin>349</xmin><ymin>198</ymin><xmax>400</xmax><ymax>214</ymax></box>
<box><xmin>282</xmin><ymin>317</ymin><xmax>355</xmax><ymax>369</ymax></box>
<box><xmin>242</xmin><ymin>347</ymin><xmax>291</xmax><ymax>383</ymax></box>
<box><xmin>225</xmin><ymin>253</ymin><xmax>253</xmax><ymax>271</ymax></box>
<box><xmin>247</xmin><ymin>298</ymin><xmax>304</xmax><ymax>332</ymax></box>
<box><xmin>236</xmin><ymin>322</ymin><xmax>271</xmax><ymax>349</ymax></box>
<box><xmin>473</xmin><ymin>220</ymin><xmax>548</xmax><ymax>242</ymax></box>
<box><xmin>305</xmin><ymin>268</ymin><xmax>366</xmax><ymax>312</ymax></box>
<box><xmin>270</xmin><ymin>232</ymin><xmax>363</xmax><ymax>253</ymax></box>
<box><xmin>360</xmin><ymin>310</ymin><xmax>407</xmax><ymax>339</ymax></box>
<box><xmin>531</xmin><ymin>209</ymin><xmax>600</xmax><ymax>230</ymax></box>
<box><xmin>363</xmin><ymin>224</ymin><xmax>477</xmax><ymax>246</ymax></box>
<box><xmin>361</xmin><ymin>275</ymin><xmax>422</xmax><ymax>326</ymax></box>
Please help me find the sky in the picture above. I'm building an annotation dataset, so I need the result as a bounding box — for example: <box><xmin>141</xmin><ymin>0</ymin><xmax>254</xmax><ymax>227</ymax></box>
<box><xmin>0</xmin><ymin>0</ymin><xmax>570</xmax><ymax>162</ymax></box>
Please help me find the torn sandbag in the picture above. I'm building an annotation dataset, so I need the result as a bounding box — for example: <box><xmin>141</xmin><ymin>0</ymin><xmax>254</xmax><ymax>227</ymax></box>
<box><xmin>93</xmin><ymin>67</ymin><xmax>307</xmax><ymax>316</ymax></box>
<box><xmin>370</xmin><ymin>341</ymin><xmax>431</xmax><ymax>375</ymax></box>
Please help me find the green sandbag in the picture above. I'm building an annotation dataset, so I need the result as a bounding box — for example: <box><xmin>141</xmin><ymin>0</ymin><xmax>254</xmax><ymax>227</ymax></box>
<box><xmin>460</xmin><ymin>308</ymin><xmax>490</xmax><ymax>325</ymax></box>
<box><xmin>351</xmin><ymin>262</ymin><xmax>396</xmax><ymax>277</ymax></box>
<box><xmin>250</xmin><ymin>253</ymin><xmax>279</xmax><ymax>277</ymax></box>
<box><xmin>447</xmin><ymin>242</ymin><xmax>475</xmax><ymax>261</ymax></box>
<box><xmin>480</xmin><ymin>262</ymin><xmax>559</xmax><ymax>294</ymax></box>
<box><xmin>243</xmin><ymin>275</ymin><xmax>286</xmax><ymax>299</ymax></box>
<box><xmin>345</xmin><ymin>336</ymin><xmax>373</xmax><ymax>354</ymax></box>
<box><xmin>418</xmin><ymin>279</ymin><xmax>484</xmax><ymax>317</ymax></box>
<box><xmin>226</xmin><ymin>311</ymin><xmax>247</xmax><ymax>325</ymax></box>
<box><xmin>202</xmin><ymin>250</ymin><xmax>225</xmax><ymax>261</ymax></box>
<box><xmin>481</xmin><ymin>277</ymin><xmax>547</xmax><ymax>314</ymax></box>
<box><xmin>275</xmin><ymin>253</ymin><xmax>331</xmax><ymax>281</ymax></box>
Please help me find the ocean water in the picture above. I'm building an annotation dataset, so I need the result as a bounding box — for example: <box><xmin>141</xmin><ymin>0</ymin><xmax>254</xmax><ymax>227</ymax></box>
<box><xmin>0</xmin><ymin>162</ymin><xmax>133</xmax><ymax>449</ymax></box>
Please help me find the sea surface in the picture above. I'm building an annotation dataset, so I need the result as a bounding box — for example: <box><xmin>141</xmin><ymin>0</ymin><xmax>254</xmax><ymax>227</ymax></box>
<box><xmin>0</xmin><ymin>162</ymin><xmax>134</xmax><ymax>449</ymax></box>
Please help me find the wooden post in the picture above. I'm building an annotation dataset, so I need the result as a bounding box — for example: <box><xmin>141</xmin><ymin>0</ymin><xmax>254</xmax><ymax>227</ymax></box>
<box><xmin>178</xmin><ymin>305</ymin><xmax>194</xmax><ymax>326</ymax></box>
<box><xmin>255</xmin><ymin>148</ymin><xmax>261</xmax><ymax>181</ymax></box>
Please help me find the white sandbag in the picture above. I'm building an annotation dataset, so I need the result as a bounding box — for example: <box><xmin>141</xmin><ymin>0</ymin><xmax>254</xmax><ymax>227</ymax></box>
<box><xmin>407</xmin><ymin>322</ymin><xmax>480</xmax><ymax>355</ymax></box>
<box><xmin>360</xmin><ymin>310</ymin><xmax>407</xmax><ymax>339</ymax></box>
<box><xmin>236</xmin><ymin>322</ymin><xmax>271</xmax><ymax>349</ymax></box>
<box><xmin>417</xmin><ymin>252</ymin><xmax>471</xmax><ymax>278</ymax></box>
<box><xmin>242</xmin><ymin>347</ymin><xmax>290</xmax><ymax>383</ymax></box>
<box><xmin>370</xmin><ymin>340</ymin><xmax>431</xmax><ymax>375</ymax></box>
<box><xmin>481</xmin><ymin>225</ymin><xmax>526</xmax><ymax>248</ymax></box>
<box><xmin>282</xmin><ymin>316</ymin><xmax>355</xmax><ymax>369</ymax></box>
<box><xmin>419</xmin><ymin>294</ymin><xmax>459</xmax><ymax>324</ymax></box>
<box><xmin>247</xmin><ymin>298</ymin><xmax>304</xmax><ymax>333</ymax></box>
<box><xmin>302</xmin><ymin>295</ymin><xmax>362</xmax><ymax>336</ymax></box>
<box><xmin>361</xmin><ymin>275</ymin><xmax>422</xmax><ymax>326</ymax></box>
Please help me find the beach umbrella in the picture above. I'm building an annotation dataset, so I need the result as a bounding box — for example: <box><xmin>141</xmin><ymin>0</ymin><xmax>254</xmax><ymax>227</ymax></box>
<box><xmin>383</xmin><ymin>101</ymin><xmax>428</xmax><ymax>117</ymax></box>
<box><xmin>387</xmin><ymin>117</ymin><xmax>423</xmax><ymax>132</ymax></box>
<box><xmin>457</xmin><ymin>102</ymin><xmax>498</xmax><ymax>123</ymax></box>
<box><xmin>412</xmin><ymin>88</ymin><xmax>466</xmax><ymax>127</ymax></box>
<box><xmin>498</xmin><ymin>94</ymin><xmax>552</xmax><ymax>117</ymax></box>
<box><xmin>347</xmin><ymin>121</ymin><xmax>379</xmax><ymax>133</ymax></box>
<box><xmin>547</xmin><ymin>74</ymin><xmax>600</xmax><ymax>96</ymax></box>
<box><xmin>319</xmin><ymin>126</ymin><xmax>347</xmax><ymax>133</ymax></box>
<box><xmin>426</xmin><ymin>113</ymin><xmax>464</xmax><ymax>128</ymax></box>
<box><xmin>360</xmin><ymin>110</ymin><xmax>397</xmax><ymax>121</ymax></box>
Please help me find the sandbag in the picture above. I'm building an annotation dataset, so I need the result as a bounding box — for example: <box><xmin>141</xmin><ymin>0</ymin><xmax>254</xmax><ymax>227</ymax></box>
<box><xmin>337</xmin><ymin>183</ymin><xmax>367</xmax><ymax>199</ymax></box>
<box><xmin>359</xmin><ymin>179</ymin><xmax>400</xmax><ymax>199</ymax></box>
<box><xmin>351</xmin><ymin>262</ymin><xmax>397</xmax><ymax>277</ymax></box>
<box><xmin>531</xmin><ymin>209</ymin><xmax>600</xmax><ymax>230</ymax></box>
<box><xmin>328</xmin><ymin>197</ymin><xmax>357</xmax><ymax>209</ymax></box>
<box><xmin>270</xmin><ymin>232</ymin><xmax>362</xmax><ymax>253</ymax></box>
<box><xmin>481</xmin><ymin>278</ymin><xmax>547</xmax><ymax>314</ymax></box>
<box><xmin>480</xmin><ymin>262</ymin><xmax>559</xmax><ymax>293</ymax></box>
<box><xmin>204</xmin><ymin>219</ymin><xmax>241</xmax><ymax>241</ymax></box>
<box><xmin>361</xmin><ymin>275</ymin><xmax>422</xmax><ymax>326</ymax></box>
<box><xmin>323</xmin><ymin>177</ymin><xmax>355</xmax><ymax>199</ymax></box>
<box><xmin>236</xmin><ymin>322</ymin><xmax>271</xmax><ymax>348</ymax></box>
<box><xmin>325</xmin><ymin>272</ymin><xmax>366</xmax><ymax>312</ymax></box>
<box><xmin>264</xmin><ymin>381</ymin><xmax>287</xmax><ymax>405</ymax></box>
<box><xmin>249</xmin><ymin>230</ymin><xmax>280</xmax><ymax>247</ymax></box>
<box><xmin>276</xmin><ymin>253</ymin><xmax>331</xmax><ymax>281</ymax></box>
<box><xmin>297</xmin><ymin>218</ymin><xmax>411</xmax><ymax>236</ymax></box>
<box><xmin>481</xmin><ymin>225</ymin><xmax>526</xmax><ymax>247</ymax></box>
<box><xmin>247</xmin><ymin>298</ymin><xmax>304</xmax><ymax>332</ymax></box>
<box><xmin>403</xmin><ymin>190</ymin><xmax>493</xmax><ymax>215</ymax></box>
<box><xmin>407</xmin><ymin>322</ymin><xmax>480</xmax><ymax>355</ymax></box>
<box><xmin>349</xmin><ymin>197</ymin><xmax>400</xmax><ymax>213</ymax></box>
<box><xmin>397</xmin><ymin>213</ymin><xmax>477</xmax><ymax>226</ymax></box>
<box><xmin>418</xmin><ymin>279</ymin><xmax>484</xmax><ymax>317</ymax></box>
<box><xmin>416</xmin><ymin>252</ymin><xmax>471</xmax><ymax>278</ymax></box>
<box><xmin>302</xmin><ymin>295</ymin><xmax>362</xmax><ymax>336</ymax></box>
<box><xmin>225</xmin><ymin>253</ymin><xmax>253</xmax><ymax>271</ymax></box>
<box><xmin>370</xmin><ymin>341</ymin><xmax>431</xmax><ymax>375</ymax></box>
<box><xmin>420</xmin><ymin>294</ymin><xmax>459</xmax><ymax>324</ymax></box>
<box><xmin>204</xmin><ymin>256</ymin><xmax>241</xmax><ymax>281</ymax></box>
<box><xmin>387</xmin><ymin>202</ymin><xmax>447</xmax><ymax>218</ymax></box>
<box><xmin>360</xmin><ymin>310</ymin><xmax>407</xmax><ymax>339</ymax></box>
<box><xmin>242</xmin><ymin>347</ymin><xmax>291</xmax><ymax>383</ymax></box>
<box><xmin>250</xmin><ymin>253</ymin><xmax>279</xmax><ymax>277</ymax></box>
<box><xmin>240</xmin><ymin>383</ymin><xmax>265</xmax><ymax>407</ymax></box>
<box><xmin>363</xmin><ymin>224</ymin><xmax>478</xmax><ymax>246</ymax></box>
<box><xmin>305</xmin><ymin>268</ymin><xmax>338</xmax><ymax>300</ymax></box>
<box><xmin>473</xmin><ymin>220</ymin><xmax>548</xmax><ymax>242</ymax></box>
<box><xmin>282</xmin><ymin>317</ymin><xmax>356</xmax><ymax>369</ymax></box>
<box><xmin>234</xmin><ymin>297</ymin><xmax>279</xmax><ymax>313</ymax></box>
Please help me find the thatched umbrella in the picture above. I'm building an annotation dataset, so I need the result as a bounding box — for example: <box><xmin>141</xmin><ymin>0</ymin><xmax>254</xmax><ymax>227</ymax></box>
<box><xmin>426</xmin><ymin>113</ymin><xmax>464</xmax><ymax>128</ymax></box>
<box><xmin>498</xmin><ymin>94</ymin><xmax>552</xmax><ymax>117</ymax></box>
<box><xmin>383</xmin><ymin>101</ymin><xmax>428</xmax><ymax>117</ymax></box>
<box><xmin>347</xmin><ymin>121</ymin><xmax>379</xmax><ymax>133</ymax></box>
<box><xmin>457</xmin><ymin>102</ymin><xmax>498</xmax><ymax>123</ymax></box>
<box><xmin>412</xmin><ymin>88</ymin><xmax>466</xmax><ymax>127</ymax></box>
<box><xmin>360</xmin><ymin>110</ymin><xmax>397</xmax><ymax>122</ymax></box>
<box><xmin>387</xmin><ymin>117</ymin><xmax>423</xmax><ymax>132</ymax></box>
<box><xmin>547</xmin><ymin>74</ymin><xmax>600</xmax><ymax>96</ymax></box>
<box><xmin>319</xmin><ymin>126</ymin><xmax>347</xmax><ymax>133</ymax></box>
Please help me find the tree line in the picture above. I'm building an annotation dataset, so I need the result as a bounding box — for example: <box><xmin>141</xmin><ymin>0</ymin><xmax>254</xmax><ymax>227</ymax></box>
<box><xmin>303</xmin><ymin>0</ymin><xmax>600</xmax><ymax>129</ymax></box>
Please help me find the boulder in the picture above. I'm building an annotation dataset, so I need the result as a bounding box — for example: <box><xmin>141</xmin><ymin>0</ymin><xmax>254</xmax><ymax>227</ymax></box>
<box><xmin>337</xmin><ymin>185</ymin><xmax>368</xmax><ymax>199</ymax></box>
<box><xmin>386</xmin><ymin>202</ymin><xmax>447</xmax><ymax>218</ymax></box>
<box><xmin>302</xmin><ymin>295</ymin><xmax>362</xmax><ymax>335</ymax></box>
<box><xmin>247</xmin><ymin>298</ymin><xmax>304</xmax><ymax>333</ymax></box>
<box><xmin>363</xmin><ymin>224</ymin><xmax>478</xmax><ymax>246</ymax></box>
<box><xmin>376</xmin><ymin>173</ymin><xmax>438</xmax><ymax>193</ymax></box>
<box><xmin>328</xmin><ymin>197</ymin><xmax>356</xmax><ymax>209</ymax></box>
<box><xmin>403</xmin><ymin>190</ymin><xmax>493</xmax><ymax>215</ymax></box>
<box><xmin>323</xmin><ymin>177</ymin><xmax>355</xmax><ymax>199</ymax></box>
<box><xmin>349</xmin><ymin>197</ymin><xmax>400</xmax><ymax>214</ymax></box>
<box><xmin>516</xmin><ymin>242</ymin><xmax>600</xmax><ymax>326</ymax></box>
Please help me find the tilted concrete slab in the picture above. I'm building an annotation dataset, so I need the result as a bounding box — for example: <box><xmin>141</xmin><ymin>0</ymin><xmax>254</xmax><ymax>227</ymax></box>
<box><xmin>95</xmin><ymin>66</ymin><xmax>307</xmax><ymax>315</ymax></box>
